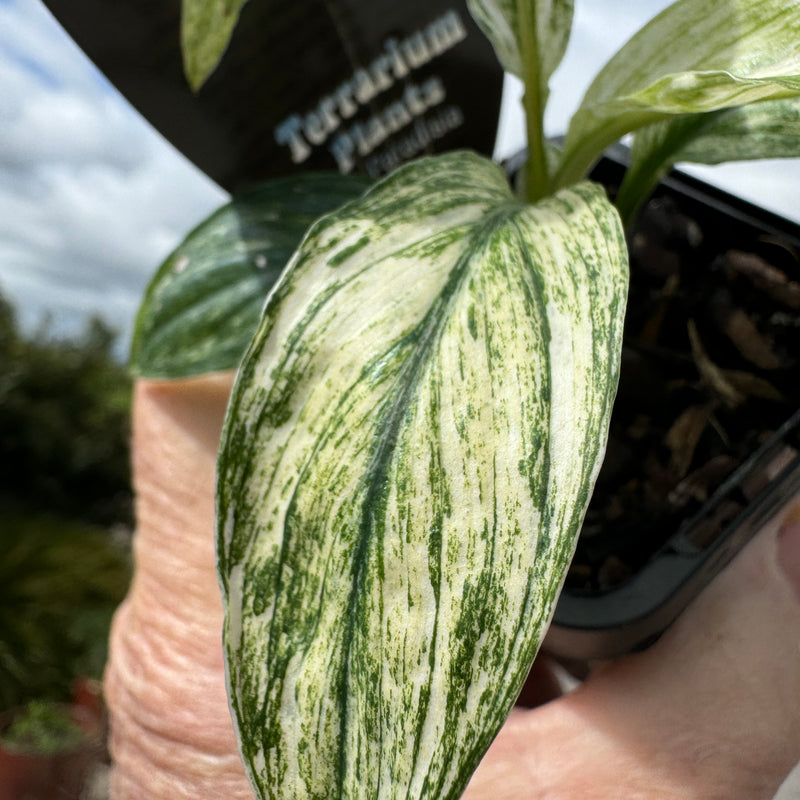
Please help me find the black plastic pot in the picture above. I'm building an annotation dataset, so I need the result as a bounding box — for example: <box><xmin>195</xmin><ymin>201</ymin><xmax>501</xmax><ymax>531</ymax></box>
<box><xmin>544</xmin><ymin>150</ymin><xmax>800</xmax><ymax>661</ymax></box>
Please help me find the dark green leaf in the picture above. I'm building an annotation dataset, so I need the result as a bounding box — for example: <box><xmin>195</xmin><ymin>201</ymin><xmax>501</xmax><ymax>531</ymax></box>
<box><xmin>130</xmin><ymin>173</ymin><xmax>371</xmax><ymax>379</ymax></box>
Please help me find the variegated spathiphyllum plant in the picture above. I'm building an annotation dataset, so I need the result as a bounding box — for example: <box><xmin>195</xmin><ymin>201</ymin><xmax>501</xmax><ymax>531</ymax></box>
<box><xmin>130</xmin><ymin>1</ymin><xmax>800</xmax><ymax>798</ymax></box>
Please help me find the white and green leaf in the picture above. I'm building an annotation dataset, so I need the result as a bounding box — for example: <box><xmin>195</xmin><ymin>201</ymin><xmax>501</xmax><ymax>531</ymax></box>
<box><xmin>466</xmin><ymin>0</ymin><xmax>573</xmax><ymax>83</ymax></box>
<box><xmin>130</xmin><ymin>173</ymin><xmax>371</xmax><ymax>379</ymax></box>
<box><xmin>216</xmin><ymin>151</ymin><xmax>627</xmax><ymax>800</ymax></box>
<box><xmin>663</xmin><ymin>96</ymin><xmax>800</xmax><ymax>165</ymax></box>
<box><xmin>616</xmin><ymin>96</ymin><xmax>800</xmax><ymax>220</ymax></box>
<box><xmin>556</xmin><ymin>0</ymin><xmax>800</xmax><ymax>187</ymax></box>
<box><xmin>181</xmin><ymin>0</ymin><xmax>251</xmax><ymax>90</ymax></box>
<box><xmin>467</xmin><ymin>0</ymin><xmax>573</xmax><ymax>198</ymax></box>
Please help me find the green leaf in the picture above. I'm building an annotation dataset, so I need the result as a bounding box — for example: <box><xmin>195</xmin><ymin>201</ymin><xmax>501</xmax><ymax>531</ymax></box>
<box><xmin>181</xmin><ymin>0</ymin><xmax>250</xmax><ymax>91</ymax></box>
<box><xmin>217</xmin><ymin>151</ymin><xmax>627</xmax><ymax>800</ymax></box>
<box><xmin>466</xmin><ymin>0</ymin><xmax>573</xmax><ymax>83</ymax></box>
<box><xmin>130</xmin><ymin>173</ymin><xmax>371</xmax><ymax>379</ymax></box>
<box><xmin>467</xmin><ymin>0</ymin><xmax>573</xmax><ymax>199</ymax></box>
<box><xmin>556</xmin><ymin>0</ymin><xmax>800</xmax><ymax>187</ymax></box>
<box><xmin>669</xmin><ymin>96</ymin><xmax>800</xmax><ymax>165</ymax></box>
<box><xmin>617</xmin><ymin>97</ymin><xmax>800</xmax><ymax>221</ymax></box>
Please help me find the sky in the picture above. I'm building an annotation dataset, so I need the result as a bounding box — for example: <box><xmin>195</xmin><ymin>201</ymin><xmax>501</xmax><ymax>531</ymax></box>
<box><xmin>1</xmin><ymin>0</ymin><xmax>799</xmax><ymax>359</ymax></box>
<box><xmin>0</xmin><ymin>0</ymin><xmax>227</xmax><ymax>352</ymax></box>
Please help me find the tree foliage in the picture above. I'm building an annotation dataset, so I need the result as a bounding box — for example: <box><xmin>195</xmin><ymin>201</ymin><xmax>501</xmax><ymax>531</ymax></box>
<box><xmin>0</xmin><ymin>293</ymin><xmax>133</xmax><ymax>710</ymax></box>
<box><xmin>0</xmin><ymin>294</ymin><xmax>133</xmax><ymax>527</ymax></box>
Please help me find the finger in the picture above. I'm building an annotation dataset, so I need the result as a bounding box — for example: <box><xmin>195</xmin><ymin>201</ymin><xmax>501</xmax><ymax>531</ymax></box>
<box><xmin>468</xmin><ymin>502</ymin><xmax>800</xmax><ymax>800</ymax></box>
<box><xmin>104</xmin><ymin>373</ymin><xmax>255</xmax><ymax>799</ymax></box>
<box><xmin>567</xmin><ymin>502</ymin><xmax>800</xmax><ymax>800</ymax></box>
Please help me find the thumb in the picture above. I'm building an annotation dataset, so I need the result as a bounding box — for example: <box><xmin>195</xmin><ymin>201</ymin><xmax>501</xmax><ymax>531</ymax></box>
<box><xmin>466</xmin><ymin>502</ymin><xmax>800</xmax><ymax>800</ymax></box>
<box><xmin>565</xmin><ymin>502</ymin><xmax>800</xmax><ymax>799</ymax></box>
<box><xmin>104</xmin><ymin>374</ymin><xmax>254</xmax><ymax>799</ymax></box>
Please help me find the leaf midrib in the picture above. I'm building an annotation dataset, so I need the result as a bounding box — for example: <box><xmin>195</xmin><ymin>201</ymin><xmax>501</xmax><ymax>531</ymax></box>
<box><xmin>333</xmin><ymin>205</ymin><xmax>523</xmax><ymax>800</ymax></box>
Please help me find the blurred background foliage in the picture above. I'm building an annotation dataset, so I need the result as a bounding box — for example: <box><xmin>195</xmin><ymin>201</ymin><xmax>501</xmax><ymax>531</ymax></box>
<box><xmin>0</xmin><ymin>290</ymin><xmax>133</xmax><ymax>712</ymax></box>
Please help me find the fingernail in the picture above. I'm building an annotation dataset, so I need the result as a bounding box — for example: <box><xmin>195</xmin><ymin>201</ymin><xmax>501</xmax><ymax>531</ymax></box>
<box><xmin>778</xmin><ymin>504</ymin><xmax>800</xmax><ymax>602</ymax></box>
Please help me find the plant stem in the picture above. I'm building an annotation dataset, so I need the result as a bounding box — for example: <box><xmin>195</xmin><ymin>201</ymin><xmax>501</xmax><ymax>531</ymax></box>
<box><xmin>553</xmin><ymin>108</ymin><xmax>661</xmax><ymax>192</ymax></box>
<box><xmin>553</xmin><ymin>121</ymin><xmax>628</xmax><ymax>191</ymax></box>
<box><xmin>614</xmin><ymin>150</ymin><xmax>667</xmax><ymax>227</ymax></box>
<box><xmin>518</xmin><ymin>0</ymin><xmax>548</xmax><ymax>203</ymax></box>
<box><xmin>615</xmin><ymin>112</ymin><xmax>723</xmax><ymax>226</ymax></box>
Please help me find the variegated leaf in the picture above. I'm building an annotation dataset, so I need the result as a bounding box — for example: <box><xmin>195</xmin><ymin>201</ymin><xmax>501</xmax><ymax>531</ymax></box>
<box><xmin>664</xmin><ymin>96</ymin><xmax>800</xmax><ymax>165</ymax></box>
<box><xmin>216</xmin><ymin>151</ymin><xmax>627</xmax><ymax>800</ymax></box>
<box><xmin>617</xmin><ymin>97</ymin><xmax>800</xmax><ymax>220</ymax></box>
<box><xmin>181</xmin><ymin>0</ymin><xmax>250</xmax><ymax>90</ymax></box>
<box><xmin>466</xmin><ymin>0</ymin><xmax>573</xmax><ymax>84</ymax></box>
<box><xmin>557</xmin><ymin>0</ymin><xmax>800</xmax><ymax>187</ymax></box>
<box><xmin>130</xmin><ymin>173</ymin><xmax>371</xmax><ymax>378</ymax></box>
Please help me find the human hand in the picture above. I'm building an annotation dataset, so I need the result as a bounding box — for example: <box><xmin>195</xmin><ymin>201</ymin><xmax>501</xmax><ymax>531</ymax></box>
<box><xmin>464</xmin><ymin>500</ymin><xmax>800</xmax><ymax>800</ymax></box>
<box><xmin>104</xmin><ymin>375</ymin><xmax>800</xmax><ymax>799</ymax></box>
<box><xmin>104</xmin><ymin>374</ymin><xmax>253</xmax><ymax>799</ymax></box>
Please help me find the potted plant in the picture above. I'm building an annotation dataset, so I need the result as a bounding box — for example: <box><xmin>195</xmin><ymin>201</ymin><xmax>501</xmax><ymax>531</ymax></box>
<box><xmin>547</xmin><ymin>148</ymin><xmax>800</xmax><ymax>659</ymax></box>
<box><xmin>121</xmin><ymin>1</ymin><xmax>800</xmax><ymax>798</ymax></box>
<box><xmin>0</xmin><ymin>694</ymin><xmax>106</xmax><ymax>800</ymax></box>
<box><xmin>0</xmin><ymin>509</ymin><xmax>130</xmax><ymax>798</ymax></box>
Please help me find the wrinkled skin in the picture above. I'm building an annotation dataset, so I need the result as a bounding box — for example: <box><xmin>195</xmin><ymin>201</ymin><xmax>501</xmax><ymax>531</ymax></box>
<box><xmin>105</xmin><ymin>375</ymin><xmax>800</xmax><ymax>800</ymax></box>
<box><xmin>104</xmin><ymin>374</ymin><xmax>251</xmax><ymax>799</ymax></box>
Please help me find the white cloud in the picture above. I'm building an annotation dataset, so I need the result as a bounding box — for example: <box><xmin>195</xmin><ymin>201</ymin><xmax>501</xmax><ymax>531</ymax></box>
<box><xmin>1</xmin><ymin>91</ymin><xmax>149</xmax><ymax>171</ymax></box>
<box><xmin>0</xmin><ymin>0</ymin><xmax>227</xmax><ymax>354</ymax></box>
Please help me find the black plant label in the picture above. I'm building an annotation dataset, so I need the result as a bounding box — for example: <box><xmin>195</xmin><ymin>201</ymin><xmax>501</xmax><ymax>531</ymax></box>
<box><xmin>44</xmin><ymin>0</ymin><xmax>504</xmax><ymax>191</ymax></box>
